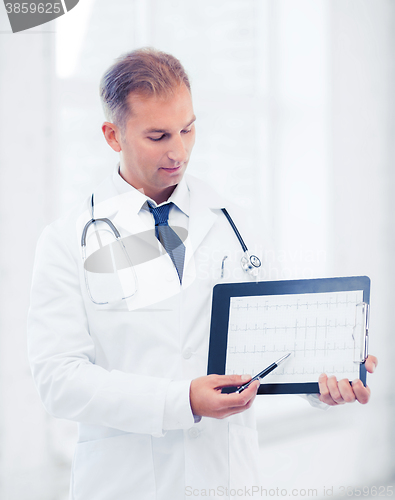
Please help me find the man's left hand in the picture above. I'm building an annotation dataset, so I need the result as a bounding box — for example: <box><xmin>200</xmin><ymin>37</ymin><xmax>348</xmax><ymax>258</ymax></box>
<box><xmin>318</xmin><ymin>355</ymin><xmax>378</xmax><ymax>406</ymax></box>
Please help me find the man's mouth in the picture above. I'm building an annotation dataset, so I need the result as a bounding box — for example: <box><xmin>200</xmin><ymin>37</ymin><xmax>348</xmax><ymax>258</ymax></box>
<box><xmin>160</xmin><ymin>164</ymin><xmax>184</xmax><ymax>173</ymax></box>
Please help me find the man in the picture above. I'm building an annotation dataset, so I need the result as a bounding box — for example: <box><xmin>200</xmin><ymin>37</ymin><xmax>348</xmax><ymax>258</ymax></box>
<box><xmin>28</xmin><ymin>48</ymin><xmax>377</xmax><ymax>500</ymax></box>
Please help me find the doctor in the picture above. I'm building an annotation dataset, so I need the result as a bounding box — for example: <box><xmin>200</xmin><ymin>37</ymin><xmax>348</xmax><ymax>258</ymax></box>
<box><xmin>28</xmin><ymin>48</ymin><xmax>377</xmax><ymax>500</ymax></box>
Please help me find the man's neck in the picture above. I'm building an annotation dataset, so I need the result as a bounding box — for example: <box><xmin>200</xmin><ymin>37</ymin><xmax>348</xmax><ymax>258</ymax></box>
<box><xmin>118</xmin><ymin>169</ymin><xmax>177</xmax><ymax>204</ymax></box>
<box><xmin>149</xmin><ymin>185</ymin><xmax>177</xmax><ymax>205</ymax></box>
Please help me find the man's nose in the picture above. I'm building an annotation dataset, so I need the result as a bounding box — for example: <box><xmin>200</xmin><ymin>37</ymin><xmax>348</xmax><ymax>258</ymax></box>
<box><xmin>167</xmin><ymin>134</ymin><xmax>188</xmax><ymax>163</ymax></box>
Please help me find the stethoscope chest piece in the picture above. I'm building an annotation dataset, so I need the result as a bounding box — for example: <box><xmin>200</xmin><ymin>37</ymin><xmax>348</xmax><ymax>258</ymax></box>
<box><xmin>241</xmin><ymin>251</ymin><xmax>261</xmax><ymax>278</ymax></box>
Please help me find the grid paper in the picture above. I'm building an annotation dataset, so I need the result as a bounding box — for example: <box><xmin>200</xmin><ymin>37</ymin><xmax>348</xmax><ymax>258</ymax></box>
<box><xmin>225</xmin><ymin>290</ymin><xmax>364</xmax><ymax>384</ymax></box>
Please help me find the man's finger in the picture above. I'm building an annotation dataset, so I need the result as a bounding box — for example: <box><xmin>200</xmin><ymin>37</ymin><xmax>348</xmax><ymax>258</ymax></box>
<box><xmin>217</xmin><ymin>380</ymin><xmax>259</xmax><ymax>409</ymax></box>
<box><xmin>365</xmin><ymin>355</ymin><xmax>378</xmax><ymax>374</ymax></box>
<box><xmin>213</xmin><ymin>381</ymin><xmax>260</xmax><ymax>417</ymax></box>
<box><xmin>209</xmin><ymin>374</ymin><xmax>252</xmax><ymax>389</ymax></box>
<box><xmin>338</xmin><ymin>378</ymin><xmax>356</xmax><ymax>403</ymax></box>
<box><xmin>352</xmin><ymin>379</ymin><xmax>371</xmax><ymax>404</ymax></box>
<box><xmin>318</xmin><ymin>374</ymin><xmax>338</xmax><ymax>406</ymax></box>
<box><xmin>326</xmin><ymin>375</ymin><xmax>346</xmax><ymax>404</ymax></box>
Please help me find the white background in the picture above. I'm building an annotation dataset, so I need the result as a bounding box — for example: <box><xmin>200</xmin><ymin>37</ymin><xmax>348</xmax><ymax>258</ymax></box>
<box><xmin>0</xmin><ymin>0</ymin><xmax>394</xmax><ymax>498</ymax></box>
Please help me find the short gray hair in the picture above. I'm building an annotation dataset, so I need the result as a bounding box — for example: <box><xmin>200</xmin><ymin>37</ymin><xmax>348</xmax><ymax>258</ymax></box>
<box><xmin>99</xmin><ymin>47</ymin><xmax>191</xmax><ymax>130</ymax></box>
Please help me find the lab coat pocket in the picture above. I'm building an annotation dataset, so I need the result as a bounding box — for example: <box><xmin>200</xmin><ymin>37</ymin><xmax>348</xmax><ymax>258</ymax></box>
<box><xmin>229</xmin><ymin>422</ymin><xmax>261</xmax><ymax>491</ymax></box>
<box><xmin>70</xmin><ymin>433</ymin><xmax>156</xmax><ymax>500</ymax></box>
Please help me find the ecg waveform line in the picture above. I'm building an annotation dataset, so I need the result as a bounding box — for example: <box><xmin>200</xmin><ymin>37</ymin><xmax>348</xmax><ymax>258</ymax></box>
<box><xmin>231</xmin><ymin>297</ymin><xmax>359</xmax><ymax>312</ymax></box>
<box><xmin>227</xmin><ymin>344</ymin><xmax>353</xmax><ymax>355</ymax></box>
<box><xmin>229</xmin><ymin>322</ymin><xmax>354</xmax><ymax>332</ymax></box>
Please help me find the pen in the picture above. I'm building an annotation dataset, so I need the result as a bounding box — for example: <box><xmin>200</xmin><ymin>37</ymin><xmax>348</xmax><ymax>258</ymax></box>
<box><xmin>235</xmin><ymin>352</ymin><xmax>292</xmax><ymax>393</ymax></box>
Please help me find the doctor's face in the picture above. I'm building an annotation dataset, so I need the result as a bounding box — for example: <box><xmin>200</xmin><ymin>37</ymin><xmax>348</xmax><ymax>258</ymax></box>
<box><xmin>116</xmin><ymin>84</ymin><xmax>196</xmax><ymax>203</ymax></box>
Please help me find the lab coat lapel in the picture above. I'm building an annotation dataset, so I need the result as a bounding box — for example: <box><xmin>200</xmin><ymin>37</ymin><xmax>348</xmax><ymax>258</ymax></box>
<box><xmin>112</xmin><ymin>204</ymin><xmax>161</xmax><ymax>258</ymax></box>
<box><xmin>111</xmin><ymin>205</ymin><xmax>147</xmax><ymax>237</ymax></box>
<box><xmin>94</xmin><ymin>182</ymin><xmax>159</xmax><ymax>253</ymax></box>
<box><xmin>184</xmin><ymin>176</ymin><xmax>223</xmax><ymax>270</ymax></box>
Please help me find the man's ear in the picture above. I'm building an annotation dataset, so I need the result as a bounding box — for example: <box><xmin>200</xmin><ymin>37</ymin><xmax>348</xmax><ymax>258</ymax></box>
<box><xmin>102</xmin><ymin>122</ymin><xmax>122</xmax><ymax>152</ymax></box>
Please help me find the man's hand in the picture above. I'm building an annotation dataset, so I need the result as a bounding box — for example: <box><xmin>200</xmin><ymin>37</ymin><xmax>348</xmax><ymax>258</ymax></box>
<box><xmin>318</xmin><ymin>355</ymin><xmax>378</xmax><ymax>406</ymax></box>
<box><xmin>190</xmin><ymin>374</ymin><xmax>260</xmax><ymax>419</ymax></box>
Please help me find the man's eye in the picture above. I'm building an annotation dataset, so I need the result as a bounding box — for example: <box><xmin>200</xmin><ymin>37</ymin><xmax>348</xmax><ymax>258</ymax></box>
<box><xmin>149</xmin><ymin>134</ymin><xmax>165</xmax><ymax>141</ymax></box>
<box><xmin>182</xmin><ymin>129</ymin><xmax>192</xmax><ymax>134</ymax></box>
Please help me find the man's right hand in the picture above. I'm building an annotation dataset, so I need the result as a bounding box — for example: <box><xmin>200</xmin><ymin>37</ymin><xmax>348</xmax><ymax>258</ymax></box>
<box><xmin>190</xmin><ymin>374</ymin><xmax>260</xmax><ymax>419</ymax></box>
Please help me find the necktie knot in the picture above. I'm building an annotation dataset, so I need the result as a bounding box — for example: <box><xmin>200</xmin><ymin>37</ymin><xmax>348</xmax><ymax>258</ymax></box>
<box><xmin>148</xmin><ymin>202</ymin><xmax>172</xmax><ymax>227</ymax></box>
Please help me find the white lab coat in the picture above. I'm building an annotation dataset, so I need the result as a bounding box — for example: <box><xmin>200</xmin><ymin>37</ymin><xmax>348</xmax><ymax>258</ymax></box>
<box><xmin>27</xmin><ymin>172</ymin><xmax>267</xmax><ymax>500</ymax></box>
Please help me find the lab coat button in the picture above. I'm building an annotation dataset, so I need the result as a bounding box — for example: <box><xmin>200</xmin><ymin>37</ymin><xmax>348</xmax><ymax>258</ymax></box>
<box><xmin>188</xmin><ymin>427</ymin><xmax>200</xmax><ymax>438</ymax></box>
<box><xmin>183</xmin><ymin>348</ymin><xmax>193</xmax><ymax>359</ymax></box>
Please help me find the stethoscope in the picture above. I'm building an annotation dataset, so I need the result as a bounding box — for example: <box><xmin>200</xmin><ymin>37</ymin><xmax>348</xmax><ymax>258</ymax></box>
<box><xmin>81</xmin><ymin>195</ymin><xmax>262</xmax><ymax>299</ymax></box>
<box><xmin>220</xmin><ymin>208</ymin><xmax>261</xmax><ymax>278</ymax></box>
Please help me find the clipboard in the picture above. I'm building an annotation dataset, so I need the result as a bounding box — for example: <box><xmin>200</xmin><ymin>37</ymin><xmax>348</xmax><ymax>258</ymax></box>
<box><xmin>207</xmin><ymin>276</ymin><xmax>370</xmax><ymax>394</ymax></box>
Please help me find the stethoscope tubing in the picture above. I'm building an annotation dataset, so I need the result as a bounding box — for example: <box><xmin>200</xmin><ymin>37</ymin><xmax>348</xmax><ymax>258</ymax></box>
<box><xmin>221</xmin><ymin>207</ymin><xmax>261</xmax><ymax>273</ymax></box>
<box><xmin>220</xmin><ymin>208</ymin><xmax>248</xmax><ymax>253</ymax></box>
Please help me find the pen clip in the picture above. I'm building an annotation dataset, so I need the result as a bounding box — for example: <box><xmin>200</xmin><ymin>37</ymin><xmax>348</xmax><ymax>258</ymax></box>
<box><xmin>221</xmin><ymin>256</ymin><xmax>228</xmax><ymax>279</ymax></box>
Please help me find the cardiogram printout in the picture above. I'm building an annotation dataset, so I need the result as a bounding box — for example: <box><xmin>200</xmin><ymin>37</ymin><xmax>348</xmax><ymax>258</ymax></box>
<box><xmin>225</xmin><ymin>290</ymin><xmax>365</xmax><ymax>384</ymax></box>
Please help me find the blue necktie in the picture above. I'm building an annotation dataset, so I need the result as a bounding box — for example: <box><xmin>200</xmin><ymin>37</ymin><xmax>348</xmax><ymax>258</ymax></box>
<box><xmin>148</xmin><ymin>202</ymin><xmax>185</xmax><ymax>283</ymax></box>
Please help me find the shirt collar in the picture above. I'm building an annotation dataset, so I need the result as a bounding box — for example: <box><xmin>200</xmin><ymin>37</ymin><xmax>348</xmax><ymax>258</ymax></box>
<box><xmin>112</xmin><ymin>165</ymin><xmax>190</xmax><ymax>217</ymax></box>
